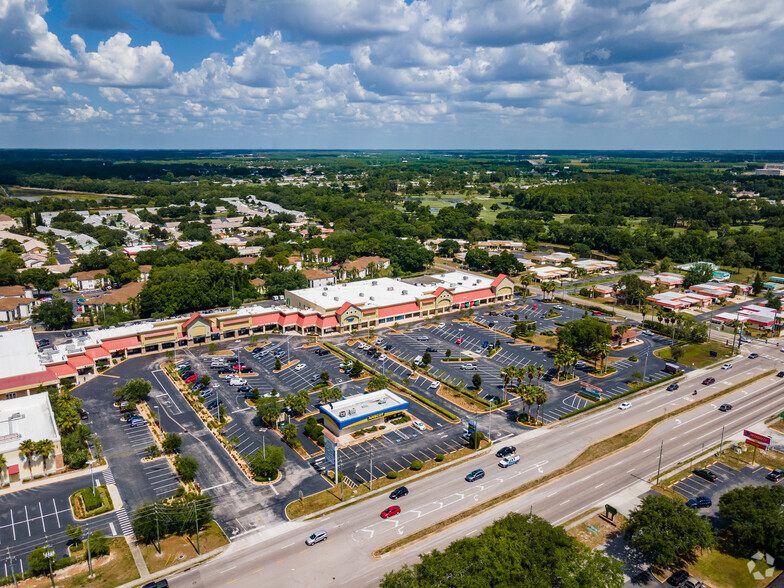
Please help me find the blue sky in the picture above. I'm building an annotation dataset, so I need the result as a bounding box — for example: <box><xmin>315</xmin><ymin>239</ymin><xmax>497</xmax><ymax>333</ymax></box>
<box><xmin>0</xmin><ymin>0</ymin><xmax>782</xmax><ymax>149</ymax></box>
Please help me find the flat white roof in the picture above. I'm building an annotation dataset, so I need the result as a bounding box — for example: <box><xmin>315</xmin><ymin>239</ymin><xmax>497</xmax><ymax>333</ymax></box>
<box><xmin>320</xmin><ymin>389</ymin><xmax>408</xmax><ymax>426</ymax></box>
<box><xmin>0</xmin><ymin>393</ymin><xmax>60</xmax><ymax>456</ymax></box>
<box><xmin>0</xmin><ymin>329</ymin><xmax>45</xmax><ymax>379</ymax></box>
<box><xmin>289</xmin><ymin>271</ymin><xmax>494</xmax><ymax>312</ymax></box>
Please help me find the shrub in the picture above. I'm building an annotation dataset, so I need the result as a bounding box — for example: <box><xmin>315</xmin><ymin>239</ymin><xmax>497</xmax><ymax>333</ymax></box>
<box><xmin>435</xmin><ymin>453</ymin><xmax>445</xmax><ymax>462</ymax></box>
<box><xmin>386</xmin><ymin>471</ymin><xmax>398</xmax><ymax>479</ymax></box>
<box><xmin>81</xmin><ymin>488</ymin><xmax>102</xmax><ymax>512</ymax></box>
<box><xmin>410</xmin><ymin>460</ymin><xmax>423</xmax><ymax>471</ymax></box>
<box><xmin>89</xmin><ymin>530</ymin><xmax>110</xmax><ymax>557</ymax></box>
<box><xmin>161</xmin><ymin>433</ymin><xmax>182</xmax><ymax>454</ymax></box>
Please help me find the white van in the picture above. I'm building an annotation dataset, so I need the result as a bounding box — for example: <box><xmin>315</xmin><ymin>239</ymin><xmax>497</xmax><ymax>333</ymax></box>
<box><xmin>229</xmin><ymin>377</ymin><xmax>246</xmax><ymax>386</ymax></box>
<box><xmin>414</xmin><ymin>355</ymin><xmax>423</xmax><ymax>364</ymax></box>
<box><xmin>210</xmin><ymin>359</ymin><xmax>226</xmax><ymax>368</ymax></box>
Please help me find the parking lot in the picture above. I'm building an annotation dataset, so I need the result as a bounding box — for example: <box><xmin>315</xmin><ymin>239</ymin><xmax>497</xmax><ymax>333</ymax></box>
<box><xmin>669</xmin><ymin>461</ymin><xmax>784</xmax><ymax>514</ymax></box>
<box><xmin>0</xmin><ymin>472</ymin><xmax>131</xmax><ymax>567</ymax></box>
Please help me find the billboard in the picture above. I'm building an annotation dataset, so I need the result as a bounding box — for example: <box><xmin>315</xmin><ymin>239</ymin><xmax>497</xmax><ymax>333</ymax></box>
<box><xmin>745</xmin><ymin>440</ymin><xmax>769</xmax><ymax>451</ymax></box>
<box><xmin>744</xmin><ymin>430</ymin><xmax>771</xmax><ymax>445</ymax></box>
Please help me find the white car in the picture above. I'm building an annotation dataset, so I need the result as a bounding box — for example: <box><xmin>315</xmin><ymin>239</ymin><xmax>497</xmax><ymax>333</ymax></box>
<box><xmin>295</xmin><ymin>363</ymin><xmax>307</xmax><ymax>371</ymax></box>
<box><xmin>499</xmin><ymin>454</ymin><xmax>520</xmax><ymax>468</ymax></box>
<box><xmin>641</xmin><ymin>330</ymin><xmax>654</xmax><ymax>336</ymax></box>
<box><xmin>417</xmin><ymin>336</ymin><xmax>429</xmax><ymax>341</ymax></box>
<box><xmin>437</xmin><ymin>323</ymin><xmax>445</xmax><ymax>328</ymax></box>
<box><xmin>228</xmin><ymin>377</ymin><xmax>247</xmax><ymax>386</ymax></box>
<box><xmin>554</xmin><ymin>304</ymin><xmax>563</xmax><ymax>310</ymax></box>
<box><xmin>429</xmin><ymin>380</ymin><xmax>440</xmax><ymax>390</ymax></box>
<box><xmin>619</xmin><ymin>402</ymin><xmax>632</xmax><ymax>410</ymax></box>
<box><xmin>412</xmin><ymin>421</ymin><xmax>426</xmax><ymax>431</ymax></box>
<box><xmin>721</xmin><ymin>363</ymin><xmax>733</xmax><ymax>370</ymax></box>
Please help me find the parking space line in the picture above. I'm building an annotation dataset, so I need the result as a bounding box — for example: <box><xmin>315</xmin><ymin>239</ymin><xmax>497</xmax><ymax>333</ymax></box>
<box><xmin>38</xmin><ymin>502</ymin><xmax>45</xmax><ymax>533</ymax></box>
<box><xmin>23</xmin><ymin>506</ymin><xmax>30</xmax><ymax>536</ymax></box>
<box><xmin>52</xmin><ymin>498</ymin><xmax>61</xmax><ymax>528</ymax></box>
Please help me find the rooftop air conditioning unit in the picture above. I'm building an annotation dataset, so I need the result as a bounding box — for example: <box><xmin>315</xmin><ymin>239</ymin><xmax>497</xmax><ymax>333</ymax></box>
<box><xmin>372</xmin><ymin>281</ymin><xmax>378</xmax><ymax>285</ymax></box>
<box><xmin>334</xmin><ymin>296</ymin><xmax>339</xmax><ymax>301</ymax></box>
<box><xmin>322</xmin><ymin>292</ymin><xmax>327</xmax><ymax>296</ymax></box>
<box><xmin>323</xmin><ymin>287</ymin><xmax>328</xmax><ymax>291</ymax></box>
<box><xmin>378</xmin><ymin>397</ymin><xmax>387</xmax><ymax>404</ymax></box>
<box><xmin>387</xmin><ymin>286</ymin><xmax>394</xmax><ymax>291</ymax></box>
<box><xmin>361</xmin><ymin>404</ymin><xmax>368</xmax><ymax>409</ymax></box>
<box><xmin>359</xmin><ymin>293</ymin><xmax>365</xmax><ymax>297</ymax></box>
<box><xmin>349</xmin><ymin>408</ymin><xmax>357</xmax><ymax>415</ymax></box>
<box><xmin>402</xmin><ymin>290</ymin><xmax>408</xmax><ymax>295</ymax></box>
<box><xmin>370</xmin><ymin>296</ymin><xmax>375</xmax><ymax>301</ymax></box>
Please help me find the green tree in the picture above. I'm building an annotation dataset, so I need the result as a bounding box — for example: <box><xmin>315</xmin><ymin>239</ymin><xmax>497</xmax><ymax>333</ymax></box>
<box><xmin>421</xmin><ymin>351</ymin><xmax>432</xmax><ymax>366</ymax></box>
<box><xmin>284</xmin><ymin>391</ymin><xmax>308</xmax><ymax>415</ymax></box>
<box><xmin>200</xmin><ymin>374</ymin><xmax>211</xmax><ymax>387</ymax></box>
<box><xmin>34</xmin><ymin>439</ymin><xmax>54</xmax><ymax>472</ymax></box>
<box><xmin>161</xmin><ymin>433</ymin><xmax>182</xmax><ymax>454</ymax></box>
<box><xmin>752</xmin><ymin>271</ymin><xmax>765</xmax><ymax>296</ymax></box>
<box><xmin>558</xmin><ymin>316</ymin><xmax>612</xmax><ymax>354</ymax></box>
<box><xmin>114</xmin><ymin>378</ymin><xmax>152</xmax><ymax>403</ymax></box>
<box><xmin>367</xmin><ymin>374</ymin><xmax>390</xmax><ymax>391</ymax></box>
<box><xmin>624</xmin><ymin>494</ymin><xmax>714</xmax><ymax>568</ymax></box>
<box><xmin>319</xmin><ymin>371</ymin><xmax>330</xmax><ymax>385</ymax></box>
<box><xmin>27</xmin><ymin>546</ymin><xmax>56</xmax><ymax>576</ymax></box>
<box><xmin>684</xmin><ymin>263</ymin><xmax>716</xmax><ymax>288</ymax></box>
<box><xmin>173</xmin><ymin>455</ymin><xmax>199</xmax><ymax>482</ymax></box>
<box><xmin>32</xmin><ymin>298</ymin><xmax>74</xmax><ymax>330</ymax></box>
<box><xmin>18</xmin><ymin>439</ymin><xmax>36</xmax><ymax>479</ymax></box>
<box><xmin>381</xmin><ymin>513</ymin><xmax>623</xmax><ymax>588</ymax></box>
<box><xmin>718</xmin><ymin>484</ymin><xmax>784</xmax><ymax>560</ymax></box>
<box><xmin>472</xmin><ymin>373</ymin><xmax>482</xmax><ymax>390</ymax></box>
<box><xmin>275</xmin><ymin>357</ymin><xmax>282</xmax><ymax>370</ymax></box>
<box><xmin>246</xmin><ymin>445</ymin><xmax>285</xmax><ymax>480</ymax></box>
<box><xmin>20</xmin><ymin>268</ymin><xmax>59</xmax><ymax>294</ymax></box>
<box><xmin>66</xmin><ymin>524</ymin><xmax>83</xmax><ymax>545</ymax></box>
<box><xmin>89</xmin><ymin>530</ymin><xmax>110</xmax><ymax>557</ymax></box>
<box><xmin>256</xmin><ymin>397</ymin><xmax>282</xmax><ymax>427</ymax></box>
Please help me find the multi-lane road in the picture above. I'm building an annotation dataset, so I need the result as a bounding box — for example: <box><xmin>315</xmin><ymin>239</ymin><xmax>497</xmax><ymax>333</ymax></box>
<box><xmin>171</xmin><ymin>343</ymin><xmax>784</xmax><ymax>587</ymax></box>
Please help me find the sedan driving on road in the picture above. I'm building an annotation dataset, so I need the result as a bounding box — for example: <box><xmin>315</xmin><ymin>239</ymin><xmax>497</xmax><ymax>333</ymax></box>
<box><xmin>305</xmin><ymin>530</ymin><xmax>328</xmax><ymax>545</ymax></box>
<box><xmin>718</xmin><ymin>404</ymin><xmax>732</xmax><ymax>412</ymax></box>
<box><xmin>721</xmin><ymin>363</ymin><xmax>732</xmax><ymax>370</ymax></box>
<box><xmin>496</xmin><ymin>446</ymin><xmax>516</xmax><ymax>458</ymax></box>
<box><xmin>666</xmin><ymin>383</ymin><xmax>679</xmax><ymax>391</ymax></box>
<box><xmin>381</xmin><ymin>506</ymin><xmax>401</xmax><ymax>519</ymax></box>
<box><xmin>619</xmin><ymin>402</ymin><xmax>632</xmax><ymax>410</ymax></box>
<box><xmin>465</xmin><ymin>469</ymin><xmax>485</xmax><ymax>482</ymax></box>
<box><xmin>701</xmin><ymin>377</ymin><xmax>715</xmax><ymax>385</ymax></box>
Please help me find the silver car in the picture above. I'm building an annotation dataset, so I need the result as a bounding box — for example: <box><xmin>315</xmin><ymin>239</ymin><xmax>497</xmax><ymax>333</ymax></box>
<box><xmin>305</xmin><ymin>530</ymin><xmax>328</xmax><ymax>545</ymax></box>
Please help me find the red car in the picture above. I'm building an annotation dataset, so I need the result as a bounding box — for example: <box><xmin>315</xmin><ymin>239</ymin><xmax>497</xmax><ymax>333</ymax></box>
<box><xmin>532</xmin><ymin>304</ymin><xmax>538</xmax><ymax>309</ymax></box>
<box><xmin>456</xmin><ymin>337</ymin><xmax>464</xmax><ymax>344</ymax></box>
<box><xmin>381</xmin><ymin>506</ymin><xmax>401</xmax><ymax>519</ymax></box>
<box><xmin>231</xmin><ymin>364</ymin><xmax>246</xmax><ymax>370</ymax></box>
<box><xmin>592</xmin><ymin>310</ymin><xmax>604</xmax><ymax>316</ymax></box>
<box><xmin>184</xmin><ymin>374</ymin><xmax>199</xmax><ymax>383</ymax></box>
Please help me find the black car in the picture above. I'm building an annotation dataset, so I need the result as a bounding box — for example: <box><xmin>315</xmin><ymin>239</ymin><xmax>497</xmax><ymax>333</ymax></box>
<box><xmin>191</xmin><ymin>383</ymin><xmax>204</xmax><ymax>392</ymax></box>
<box><xmin>237</xmin><ymin>386</ymin><xmax>252</xmax><ymax>394</ymax></box>
<box><xmin>749</xmin><ymin>353</ymin><xmax>759</xmax><ymax>359</ymax></box>
<box><xmin>531</xmin><ymin>345</ymin><xmax>543</xmax><ymax>351</ymax></box>
<box><xmin>218</xmin><ymin>367</ymin><xmax>233</xmax><ymax>375</ymax></box>
<box><xmin>425</xmin><ymin>347</ymin><xmax>438</xmax><ymax>353</ymax></box>
<box><xmin>384</xmin><ymin>344</ymin><xmax>392</xmax><ymax>350</ymax></box>
<box><xmin>667</xmin><ymin>570</ymin><xmax>689</xmax><ymax>586</ymax></box>
<box><xmin>79</xmin><ymin>409</ymin><xmax>89</xmax><ymax>420</ymax></box>
<box><xmin>666</xmin><ymin>383</ymin><xmax>679</xmax><ymax>391</ymax></box>
<box><xmin>766</xmin><ymin>468</ymin><xmax>784</xmax><ymax>482</ymax></box>
<box><xmin>239</xmin><ymin>366</ymin><xmax>253</xmax><ymax>373</ymax></box>
<box><xmin>718</xmin><ymin>403</ymin><xmax>732</xmax><ymax>412</ymax></box>
<box><xmin>389</xmin><ymin>486</ymin><xmax>409</xmax><ymax>500</ymax></box>
<box><xmin>142</xmin><ymin>580</ymin><xmax>169</xmax><ymax>588</ymax></box>
<box><xmin>694</xmin><ymin>468</ymin><xmax>718</xmax><ymax>482</ymax></box>
<box><xmin>777</xmin><ymin>371</ymin><xmax>784</xmax><ymax>378</ymax></box>
<box><xmin>315</xmin><ymin>349</ymin><xmax>329</xmax><ymax>356</ymax></box>
<box><xmin>37</xmin><ymin>338</ymin><xmax>50</xmax><ymax>347</ymax></box>
<box><xmin>496</xmin><ymin>446</ymin><xmax>516</xmax><ymax>458</ymax></box>
<box><xmin>251</xmin><ymin>347</ymin><xmax>265</xmax><ymax>354</ymax></box>
<box><xmin>686</xmin><ymin>496</ymin><xmax>712</xmax><ymax>508</ymax></box>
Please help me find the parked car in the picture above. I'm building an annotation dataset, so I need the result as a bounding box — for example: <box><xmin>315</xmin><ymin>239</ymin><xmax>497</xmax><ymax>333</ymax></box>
<box><xmin>531</xmin><ymin>345</ymin><xmax>543</xmax><ymax>351</ymax></box>
<box><xmin>381</xmin><ymin>506</ymin><xmax>401</xmax><ymax>519</ymax></box>
<box><xmin>237</xmin><ymin>385</ymin><xmax>252</xmax><ymax>394</ymax></box>
<box><xmin>531</xmin><ymin>304</ymin><xmax>538</xmax><ymax>310</ymax></box>
<box><xmin>231</xmin><ymin>364</ymin><xmax>247</xmax><ymax>370</ymax></box>
<box><xmin>205</xmin><ymin>399</ymin><xmax>223</xmax><ymax>410</ymax></box>
<box><xmin>79</xmin><ymin>409</ymin><xmax>89</xmax><ymax>420</ymax></box>
<box><xmin>554</xmin><ymin>304</ymin><xmax>563</xmax><ymax>310</ymax></box>
<box><xmin>416</xmin><ymin>336</ymin><xmax>429</xmax><ymax>341</ymax></box>
<box><xmin>766</xmin><ymin>468</ymin><xmax>784</xmax><ymax>482</ymax></box>
<box><xmin>184</xmin><ymin>374</ymin><xmax>199</xmax><ymax>383</ymax></box>
<box><xmin>701</xmin><ymin>377</ymin><xmax>715</xmax><ymax>385</ymax></box>
<box><xmin>666</xmin><ymin>383</ymin><xmax>679</xmax><ymax>391</ymax></box>
<box><xmin>200</xmin><ymin>389</ymin><xmax>214</xmax><ymax>399</ymax></box>
<box><xmin>496</xmin><ymin>446</ymin><xmax>516</xmax><ymax>458</ymax></box>
<box><xmin>437</xmin><ymin>322</ymin><xmax>445</xmax><ymax>328</ymax></box>
<box><xmin>694</xmin><ymin>468</ymin><xmax>718</xmax><ymax>482</ymax></box>
<box><xmin>295</xmin><ymin>363</ymin><xmax>307</xmax><ymax>371</ymax></box>
<box><xmin>481</xmin><ymin>341</ymin><xmax>489</xmax><ymax>348</ymax></box>
<box><xmin>389</xmin><ymin>486</ymin><xmax>409</xmax><ymax>500</ymax></box>
<box><xmin>682</xmin><ymin>576</ymin><xmax>703</xmax><ymax>588</ymax></box>
<box><xmin>591</xmin><ymin>310</ymin><xmax>604</xmax><ymax>316</ymax></box>
<box><xmin>305</xmin><ymin>530</ymin><xmax>328</xmax><ymax>546</ymax></box>
<box><xmin>129</xmin><ymin>418</ymin><xmax>148</xmax><ymax>427</ymax></box>
<box><xmin>666</xmin><ymin>570</ymin><xmax>690</xmax><ymax>586</ymax></box>
<box><xmin>412</xmin><ymin>421</ymin><xmax>426</xmax><ymax>431</ymax></box>
<box><xmin>191</xmin><ymin>383</ymin><xmax>204</xmax><ymax>392</ymax></box>
<box><xmin>465</xmin><ymin>469</ymin><xmax>485</xmax><ymax>482</ymax></box>
<box><xmin>455</xmin><ymin>337</ymin><xmax>464</xmax><ymax>344</ymax></box>
<box><xmin>499</xmin><ymin>455</ymin><xmax>520</xmax><ymax>468</ymax></box>
<box><xmin>686</xmin><ymin>496</ymin><xmax>712</xmax><ymax>508</ymax></box>
<box><xmin>718</xmin><ymin>403</ymin><xmax>732</xmax><ymax>412</ymax></box>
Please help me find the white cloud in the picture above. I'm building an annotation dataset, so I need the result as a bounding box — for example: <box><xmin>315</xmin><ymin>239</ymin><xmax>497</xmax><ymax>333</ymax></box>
<box><xmin>71</xmin><ymin>33</ymin><xmax>174</xmax><ymax>88</ymax></box>
<box><xmin>230</xmin><ymin>32</ymin><xmax>318</xmax><ymax>87</ymax></box>
<box><xmin>99</xmin><ymin>87</ymin><xmax>134</xmax><ymax>104</ymax></box>
<box><xmin>64</xmin><ymin>104</ymin><xmax>112</xmax><ymax>122</ymax></box>
<box><xmin>0</xmin><ymin>0</ymin><xmax>74</xmax><ymax>67</ymax></box>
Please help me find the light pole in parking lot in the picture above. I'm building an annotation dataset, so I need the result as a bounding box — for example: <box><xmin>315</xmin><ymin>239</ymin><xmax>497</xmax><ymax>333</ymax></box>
<box><xmin>87</xmin><ymin>459</ymin><xmax>96</xmax><ymax>496</ymax></box>
<box><xmin>369</xmin><ymin>445</ymin><xmax>374</xmax><ymax>490</ymax></box>
<box><xmin>6</xmin><ymin>547</ymin><xmax>18</xmax><ymax>588</ymax></box>
<box><xmin>153</xmin><ymin>404</ymin><xmax>161</xmax><ymax>435</ymax></box>
<box><xmin>42</xmin><ymin>543</ymin><xmax>55</xmax><ymax>588</ymax></box>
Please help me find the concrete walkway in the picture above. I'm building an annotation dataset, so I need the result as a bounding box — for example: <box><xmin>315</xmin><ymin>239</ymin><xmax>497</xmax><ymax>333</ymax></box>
<box><xmin>0</xmin><ymin>463</ymin><xmax>108</xmax><ymax>497</ymax></box>
<box><xmin>126</xmin><ymin>537</ymin><xmax>150</xmax><ymax>578</ymax></box>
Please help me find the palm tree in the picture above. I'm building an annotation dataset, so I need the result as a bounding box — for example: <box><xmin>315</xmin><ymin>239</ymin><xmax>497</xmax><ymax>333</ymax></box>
<box><xmin>640</xmin><ymin>303</ymin><xmax>651</xmax><ymax>326</ymax></box>
<box><xmin>35</xmin><ymin>440</ymin><xmax>54</xmax><ymax>474</ymax></box>
<box><xmin>553</xmin><ymin>352</ymin><xmax>564</xmax><ymax>381</ymax></box>
<box><xmin>535</xmin><ymin>365</ymin><xmax>544</xmax><ymax>386</ymax></box>
<box><xmin>519</xmin><ymin>274</ymin><xmax>531</xmax><ymax>296</ymax></box>
<box><xmin>500</xmin><ymin>366</ymin><xmax>516</xmax><ymax>401</ymax></box>
<box><xmin>18</xmin><ymin>439</ymin><xmax>36</xmax><ymax>480</ymax></box>
<box><xmin>615</xmin><ymin>325</ymin><xmax>629</xmax><ymax>347</ymax></box>
<box><xmin>533</xmin><ymin>387</ymin><xmax>548</xmax><ymax>425</ymax></box>
<box><xmin>526</xmin><ymin>364</ymin><xmax>537</xmax><ymax>387</ymax></box>
<box><xmin>514</xmin><ymin>366</ymin><xmax>526</xmax><ymax>388</ymax></box>
<box><xmin>0</xmin><ymin>454</ymin><xmax>6</xmax><ymax>486</ymax></box>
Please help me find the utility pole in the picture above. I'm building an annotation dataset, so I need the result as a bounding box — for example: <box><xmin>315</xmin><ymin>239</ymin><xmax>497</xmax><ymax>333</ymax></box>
<box><xmin>643</xmin><ymin>352</ymin><xmax>649</xmax><ymax>382</ymax></box>
<box><xmin>43</xmin><ymin>542</ymin><xmax>55</xmax><ymax>588</ymax></box>
<box><xmin>719</xmin><ymin>425</ymin><xmax>725</xmax><ymax>455</ymax></box>
<box><xmin>194</xmin><ymin>501</ymin><xmax>201</xmax><ymax>555</ymax></box>
<box><xmin>7</xmin><ymin>547</ymin><xmax>17</xmax><ymax>588</ymax></box>
<box><xmin>655</xmin><ymin>440</ymin><xmax>664</xmax><ymax>486</ymax></box>
<box><xmin>370</xmin><ymin>445</ymin><xmax>374</xmax><ymax>491</ymax></box>
<box><xmin>154</xmin><ymin>503</ymin><xmax>161</xmax><ymax>553</ymax></box>
<box><xmin>85</xmin><ymin>526</ymin><xmax>93</xmax><ymax>578</ymax></box>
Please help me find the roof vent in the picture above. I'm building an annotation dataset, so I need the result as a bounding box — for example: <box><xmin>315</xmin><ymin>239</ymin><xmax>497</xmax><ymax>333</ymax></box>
<box><xmin>322</xmin><ymin>292</ymin><xmax>327</xmax><ymax>296</ymax></box>
<box><xmin>378</xmin><ymin>397</ymin><xmax>387</xmax><ymax>404</ymax></box>
<box><xmin>334</xmin><ymin>296</ymin><xmax>339</xmax><ymax>301</ymax></box>
<box><xmin>359</xmin><ymin>293</ymin><xmax>365</xmax><ymax>297</ymax></box>
<box><xmin>402</xmin><ymin>290</ymin><xmax>408</xmax><ymax>295</ymax></box>
<box><xmin>387</xmin><ymin>286</ymin><xmax>394</xmax><ymax>291</ymax></box>
<box><xmin>323</xmin><ymin>287</ymin><xmax>328</xmax><ymax>291</ymax></box>
<box><xmin>372</xmin><ymin>281</ymin><xmax>378</xmax><ymax>286</ymax></box>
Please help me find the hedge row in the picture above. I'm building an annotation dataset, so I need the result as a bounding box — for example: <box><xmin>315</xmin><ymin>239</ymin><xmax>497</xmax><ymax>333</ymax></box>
<box><xmin>559</xmin><ymin>371</ymin><xmax>684</xmax><ymax>420</ymax></box>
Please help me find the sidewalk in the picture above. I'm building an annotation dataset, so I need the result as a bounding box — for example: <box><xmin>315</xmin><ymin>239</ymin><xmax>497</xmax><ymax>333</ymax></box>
<box><xmin>0</xmin><ymin>463</ymin><xmax>108</xmax><ymax>497</ymax></box>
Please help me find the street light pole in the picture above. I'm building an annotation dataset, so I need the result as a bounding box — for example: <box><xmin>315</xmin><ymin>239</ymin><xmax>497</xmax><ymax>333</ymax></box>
<box><xmin>43</xmin><ymin>544</ymin><xmax>55</xmax><ymax>588</ymax></box>
<box><xmin>370</xmin><ymin>445</ymin><xmax>374</xmax><ymax>491</ymax></box>
<box><xmin>6</xmin><ymin>547</ymin><xmax>17</xmax><ymax>588</ymax></box>
<box><xmin>655</xmin><ymin>440</ymin><xmax>664</xmax><ymax>486</ymax></box>
<box><xmin>85</xmin><ymin>526</ymin><xmax>93</xmax><ymax>578</ymax></box>
<box><xmin>88</xmin><ymin>459</ymin><xmax>96</xmax><ymax>496</ymax></box>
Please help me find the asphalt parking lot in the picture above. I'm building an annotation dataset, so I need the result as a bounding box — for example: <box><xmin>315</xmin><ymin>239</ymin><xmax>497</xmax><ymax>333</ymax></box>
<box><xmin>0</xmin><ymin>473</ymin><xmax>131</xmax><ymax>567</ymax></box>
<box><xmin>669</xmin><ymin>461</ymin><xmax>784</xmax><ymax>514</ymax></box>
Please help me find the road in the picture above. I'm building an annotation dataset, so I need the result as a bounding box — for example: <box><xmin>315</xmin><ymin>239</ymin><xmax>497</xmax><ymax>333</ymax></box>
<box><xmin>171</xmin><ymin>342</ymin><xmax>784</xmax><ymax>588</ymax></box>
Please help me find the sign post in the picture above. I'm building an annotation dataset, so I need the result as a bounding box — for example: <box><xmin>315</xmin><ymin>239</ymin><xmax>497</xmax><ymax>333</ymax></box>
<box><xmin>743</xmin><ymin>430</ymin><xmax>771</xmax><ymax>466</ymax></box>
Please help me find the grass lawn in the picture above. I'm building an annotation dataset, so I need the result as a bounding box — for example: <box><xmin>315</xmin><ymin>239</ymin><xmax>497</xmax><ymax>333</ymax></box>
<box><xmin>20</xmin><ymin>538</ymin><xmax>139</xmax><ymax>588</ymax></box>
<box><xmin>770</xmin><ymin>418</ymin><xmax>784</xmax><ymax>434</ymax></box>
<box><xmin>655</xmin><ymin>340</ymin><xmax>734</xmax><ymax>369</ymax></box>
<box><xmin>684</xmin><ymin>548</ymin><xmax>779</xmax><ymax>588</ymax></box>
<box><xmin>567</xmin><ymin>512</ymin><xmax>626</xmax><ymax>550</ymax></box>
<box><xmin>140</xmin><ymin>520</ymin><xmax>228</xmax><ymax>574</ymax></box>
<box><xmin>6</xmin><ymin>186</ymin><xmax>120</xmax><ymax>200</ymax></box>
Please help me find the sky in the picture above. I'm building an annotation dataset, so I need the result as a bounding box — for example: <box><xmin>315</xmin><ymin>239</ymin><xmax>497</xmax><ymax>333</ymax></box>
<box><xmin>0</xmin><ymin>0</ymin><xmax>783</xmax><ymax>150</ymax></box>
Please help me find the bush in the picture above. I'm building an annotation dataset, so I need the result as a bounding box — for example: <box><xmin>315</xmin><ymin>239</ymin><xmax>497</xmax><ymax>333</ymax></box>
<box><xmin>81</xmin><ymin>488</ymin><xmax>102</xmax><ymax>512</ymax></box>
<box><xmin>161</xmin><ymin>432</ymin><xmax>182</xmax><ymax>454</ymax></box>
<box><xmin>88</xmin><ymin>530</ymin><xmax>110</xmax><ymax>557</ymax></box>
<box><xmin>386</xmin><ymin>471</ymin><xmax>398</xmax><ymax>479</ymax></box>
<box><xmin>410</xmin><ymin>460</ymin><xmax>423</xmax><ymax>471</ymax></box>
<box><xmin>435</xmin><ymin>453</ymin><xmax>445</xmax><ymax>462</ymax></box>
<box><xmin>174</xmin><ymin>455</ymin><xmax>199</xmax><ymax>482</ymax></box>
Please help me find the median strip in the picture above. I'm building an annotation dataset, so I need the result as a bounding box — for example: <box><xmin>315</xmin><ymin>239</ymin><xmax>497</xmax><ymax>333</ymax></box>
<box><xmin>372</xmin><ymin>370</ymin><xmax>774</xmax><ymax>557</ymax></box>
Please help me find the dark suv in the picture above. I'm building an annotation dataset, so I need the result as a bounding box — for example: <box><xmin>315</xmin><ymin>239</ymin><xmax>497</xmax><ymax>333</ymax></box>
<box><xmin>389</xmin><ymin>486</ymin><xmax>409</xmax><ymax>500</ymax></box>
<box><xmin>694</xmin><ymin>468</ymin><xmax>718</xmax><ymax>482</ymax></box>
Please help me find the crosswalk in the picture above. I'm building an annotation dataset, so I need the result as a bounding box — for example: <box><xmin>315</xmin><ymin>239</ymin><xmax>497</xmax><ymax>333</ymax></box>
<box><xmin>102</xmin><ymin>468</ymin><xmax>116</xmax><ymax>486</ymax></box>
<box><xmin>115</xmin><ymin>507</ymin><xmax>134</xmax><ymax>537</ymax></box>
